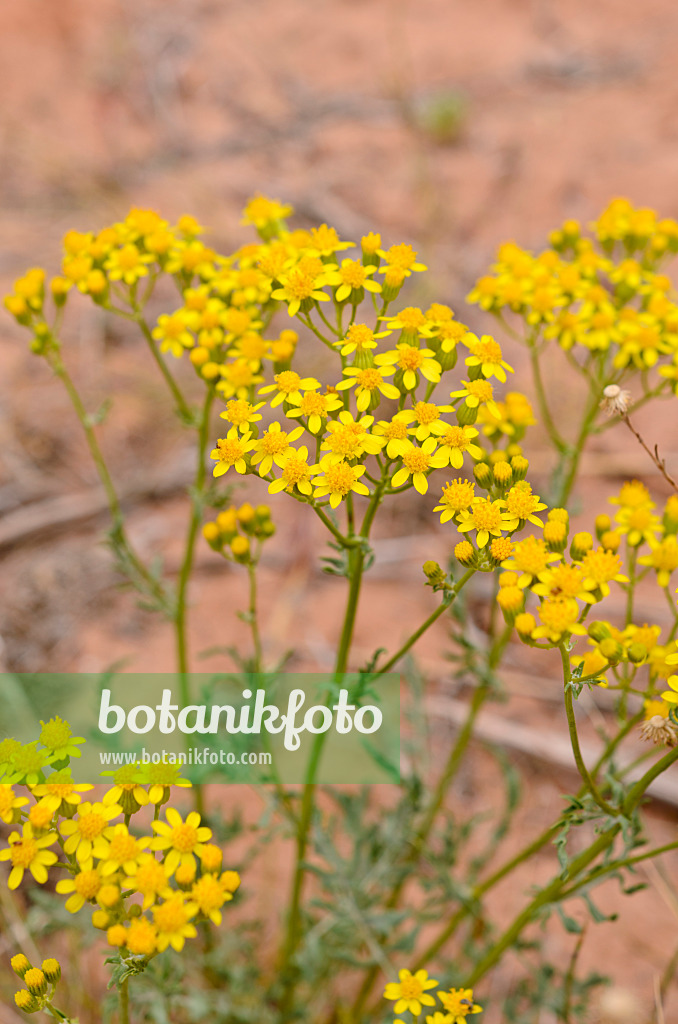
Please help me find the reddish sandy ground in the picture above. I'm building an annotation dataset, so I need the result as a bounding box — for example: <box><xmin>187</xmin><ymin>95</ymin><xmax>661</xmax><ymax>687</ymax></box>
<box><xmin>1</xmin><ymin>2</ymin><xmax>678</xmax><ymax>1021</ymax></box>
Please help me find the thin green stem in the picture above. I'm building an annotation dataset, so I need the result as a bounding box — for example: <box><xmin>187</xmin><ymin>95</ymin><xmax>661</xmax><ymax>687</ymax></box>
<box><xmin>527</xmin><ymin>339</ymin><xmax>568</xmax><ymax>455</ymax></box>
<box><xmin>561</xmin><ymin>646</ymin><xmax>618</xmax><ymax>816</ymax></box>
<box><xmin>247</xmin><ymin>556</ymin><xmax>263</xmax><ymax>672</ymax></box>
<box><xmin>134</xmin><ymin>313</ymin><xmax>193</xmax><ymax>421</ymax></box>
<box><xmin>175</xmin><ymin>387</ymin><xmax>214</xmax><ymax>817</ymax></box>
<box><xmin>119</xmin><ymin>976</ymin><xmax>130</xmax><ymax>1024</ymax></box>
<box><xmin>375</xmin><ymin>570</ymin><xmax>475</xmax><ymax>676</ymax></box>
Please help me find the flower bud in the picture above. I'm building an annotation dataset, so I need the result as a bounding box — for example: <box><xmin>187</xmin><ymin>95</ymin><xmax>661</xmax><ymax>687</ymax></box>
<box><xmin>543</xmin><ymin>520</ymin><xmax>568</xmax><ymax>552</ymax></box>
<box><xmin>473</xmin><ymin>462</ymin><xmax>492</xmax><ymax>488</ymax></box>
<box><xmin>600</xmin><ymin>530</ymin><xmax>621</xmax><ymax>552</ymax></box>
<box><xmin>41</xmin><ymin>960</ymin><xmax>61</xmax><ymax>985</ymax></box>
<box><xmin>230</xmin><ymin>535</ymin><xmax>251</xmax><ymax>563</ymax></box>
<box><xmin>510</xmin><ymin>455</ymin><xmax>529</xmax><ymax>481</ymax></box>
<box><xmin>11</xmin><ymin>955</ymin><xmax>31</xmax><ymax>980</ymax></box>
<box><xmin>91</xmin><ymin>910</ymin><xmax>110</xmax><ymax>930</ymax></box>
<box><xmin>237</xmin><ymin>503</ymin><xmax>256</xmax><ymax>531</ymax></box>
<box><xmin>24</xmin><ymin>970</ymin><xmax>46</xmax><ymax>998</ymax></box>
<box><xmin>423</xmin><ymin>560</ymin><xmax>447</xmax><ymax>587</ymax></box>
<box><xmin>599</xmin><ymin>637</ymin><xmax>623</xmax><ymax>665</ymax></box>
<box><xmin>497</xmin><ymin>585</ymin><xmax>524</xmax><ymax>623</ymax></box>
<box><xmin>587</xmin><ymin>621</ymin><xmax>611</xmax><ymax>643</ymax></box>
<box><xmin>548</xmin><ymin>507</ymin><xmax>569</xmax><ymax>525</ymax></box>
<box><xmin>14</xmin><ymin>990</ymin><xmax>41</xmax><ymax>1013</ymax></box>
<box><xmin>493</xmin><ymin>461</ymin><xmax>513</xmax><ymax>487</ymax></box>
<box><xmin>107</xmin><ymin>925</ymin><xmax>127</xmax><ymax>947</ymax></box>
<box><xmin>454</xmin><ymin>541</ymin><xmax>476</xmax><ymax>567</ymax></box>
<box><xmin>489</xmin><ymin>536</ymin><xmax>513</xmax><ymax>565</ymax></box>
<box><xmin>456</xmin><ymin>401</ymin><xmax>479</xmax><ymax>426</ymax></box>
<box><xmin>515</xmin><ymin>612</ymin><xmax>536</xmax><ymax>641</ymax></box>
<box><xmin>664</xmin><ymin>495</ymin><xmax>678</xmax><ymax>534</ymax></box>
<box><xmin>202</xmin><ymin>522</ymin><xmax>222</xmax><ymax>550</ymax></box>
<box><xmin>200</xmin><ymin>844</ymin><xmax>223</xmax><ymax>873</ymax></box>
<box><xmin>570</xmin><ymin>531</ymin><xmax>593</xmax><ymax>562</ymax></box>
<box><xmin>627</xmin><ymin>643</ymin><xmax>648</xmax><ymax>665</ymax></box>
<box><xmin>595</xmin><ymin>513</ymin><xmax>611</xmax><ymax>539</ymax></box>
<box><xmin>216</xmin><ymin>508</ymin><xmax>238</xmax><ymax>540</ymax></box>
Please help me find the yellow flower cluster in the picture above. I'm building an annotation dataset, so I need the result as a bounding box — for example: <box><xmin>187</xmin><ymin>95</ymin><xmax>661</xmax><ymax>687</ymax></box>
<box><xmin>5</xmin><ymin>199</ymin><xmax>539</xmax><ymax>517</ymax></box>
<box><xmin>383</xmin><ymin>968</ymin><xmax>482</xmax><ymax>1023</ymax></box>
<box><xmin>468</xmin><ymin>198</ymin><xmax>678</xmax><ymax>381</ymax></box>
<box><xmin>10</xmin><ymin>954</ymin><xmax>62</xmax><ymax>1015</ymax></box>
<box><xmin>0</xmin><ymin>724</ymin><xmax>239</xmax><ymax>962</ymax></box>
<box><xmin>203</xmin><ymin>502</ymin><xmax>275</xmax><ymax>563</ymax></box>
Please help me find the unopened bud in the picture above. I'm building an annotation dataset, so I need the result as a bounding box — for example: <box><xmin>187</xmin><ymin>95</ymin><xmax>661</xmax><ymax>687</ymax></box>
<box><xmin>570</xmin><ymin>531</ymin><xmax>593</xmax><ymax>562</ymax></box>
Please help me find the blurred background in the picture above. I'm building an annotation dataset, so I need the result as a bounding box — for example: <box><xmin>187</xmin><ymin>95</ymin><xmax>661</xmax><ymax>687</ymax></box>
<box><xmin>2</xmin><ymin>1</ymin><xmax>678</xmax><ymax>1019</ymax></box>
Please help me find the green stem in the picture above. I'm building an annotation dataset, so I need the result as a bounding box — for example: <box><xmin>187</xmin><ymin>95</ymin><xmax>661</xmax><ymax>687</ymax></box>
<box><xmin>134</xmin><ymin>313</ymin><xmax>193</xmax><ymax>421</ymax></box>
<box><xmin>462</xmin><ymin>827</ymin><xmax>620</xmax><ymax>987</ymax></box>
<box><xmin>278</xmin><ymin>484</ymin><xmax>385</xmax><ymax>1007</ymax></box>
<box><xmin>175</xmin><ymin>387</ymin><xmax>214</xmax><ymax>817</ymax></box>
<box><xmin>561</xmin><ymin>646</ymin><xmax>618</xmax><ymax>817</ymax></box>
<box><xmin>247</xmin><ymin>556</ymin><xmax>263</xmax><ymax>672</ymax></box>
<box><xmin>555</xmin><ymin>387</ymin><xmax>601</xmax><ymax>507</ymax></box>
<box><xmin>119</xmin><ymin>976</ymin><xmax>130</xmax><ymax>1024</ymax></box>
<box><xmin>375</xmin><ymin>569</ymin><xmax>475</xmax><ymax>675</ymax></box>
<box><xmin>48</xmin><ymin>352</ymin><xmax>171</xmax><ymax>612</ymax></box>
<box><xmin>527</xmin><ymin>340</ymin><xmax>568</xmax><ymax>455</ymax></box>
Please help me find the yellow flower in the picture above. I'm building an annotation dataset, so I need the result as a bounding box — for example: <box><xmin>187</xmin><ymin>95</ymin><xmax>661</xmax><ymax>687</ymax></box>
<box><xmin>219</xmin><ymin>399</ymin><xmax>265</xmax><ymax>433</ymax></box>
<box><xmin>307</xmin><ymin>224</ymin><xmax>354</xmax><ymax>257</ymax></box>
<box><xmin>532</xmin><ymin>596</ymin><xmax>587</xmax><ymax>643</ymax></box>
<box><xmin>373</xmin><ymin>415</ymin><xmax>412</xmax><ymax>459</ymax></box>
<box><xmin>151</xmin><ymin>808</ymin><xmax>212</xmax><ymax>875</ymax></box>
<box><xmin>383</xmin><ymin>969</ymin><xmax>438</xmax><ymax>1016</ymax></box>
<box><xmin>398</xmin><ymin>401</ymin><xmax>452</xmax><ymax>441</ymax></box>
<box><xmin>661</xmin><ymin>675</ymin><xmax>678</xmax><ymax>706</ymax></box>
<box><xmin>126</xmin><ymin>916</ymin><xmax>159</xmax><ymax>955</ymax></box>
<box><xmin>153</xmin><ymin>893</ymin><xmax>198</xmax><ymax>952</ymax></box>
<box><xmin>93</xmin><ymin>823</ymin><xmax>150</xmax><ymax>876</ymax></box>
<box><xmin>0</xmin><ymin>785</ymin><xmax>28</xmax><ymax>824</ymax></box>
<box><xmin>501</xmin><ymin>535</ymin><xmax>560</xmax><ymax>587</ymax></box>
<box><xmin>271</xmin><ymin>259</ymin><xmax>331</xmax><ymax>316</ymax></box>
<box><xmin>638</xmin><ymin>536</ymin><xmax>678</xmax><ymax>587</ymax></box>
<box><xmin>189</xmin><ymin>871</ymin><xmax>235</xmax><ymax>926</ymax></box>
<box><xmin>101</xmin><ymin>765</ymin><xmax>149</xmax><ymax>814</ymax></box>
<box><xmin>285</xmin><ymin>390</ymin><xmax>343</xmax><ymax>434</ymax></box>
<box><xmin>378</xmin><ymin>243</ymin><xmax>427</xmax><ymax>276</ymax></box>
<box><xmin>218</xmin><ymin>358</ymin><xmax>264</xmax><ymax>400</ymax></box>
<box><xmin>140</xmin><ymin>762</ymin><xmax>192</xmax><ymax>804</ymax></box>
<box><xmin>450</xmin><ymin>379</ymin><xmax>501</xmax><ymax>418</ymax></box>
<box><xmin>152</xmin><ymin>310</ymin><xmax>196</xmax><ymax>357</ymax></box>
<box><xmin>60</xmin><ymin>801</ymin><xmax>122</xmax><ymax>866</ymax></box>
<box><xmin>429</xmin><ymin>424</ymin><xmax>483</xmax><ymax>469</ymax></box>
<box><xmin>259</xmin><ymin>370</ymin><xmax>321</xmax><ymax>408</ymax></box>
<box><xmin>39</xmin><ymin>716</ymin><xmax>84</xmax><ymax>760</ymax></box>
<box><xmin>30</xmin><ymin>772</ymin><xmax>92</xmax><ymax>815</ymax></box>
<box><xmin>532</xmin><ymin>562</ymin><xmax>587</xmax><ymax>601</ymax></box>
<box><xmin>457</xmin><ymin>497</ymin><xmax>515</xmax><ymax>548</ymax></box>
<box><xmin>321</xmin><ymin>411</ymin><xmax>385</xmax><ymax>463</ymax></box>
<box><xmin>579</xmin><ymin>547</ymin><xmax>629</xmax><ymax>598</ymax></box>
<box><xmin>433</xmin><ymin>479</ymin><xmax>476</xmax><ymax>524</ymax></box>
<box><xmin>438</xmin><ymin>987</ymin><xmax>483</xmax><ymax>1021</ymax></box>
<box><xmin>242</xmin><ymin>194</ymin><xmax>292</xmax><ymax>233</ymax></box>
<box><xmin>609</xmin><ymin>480</ymin><xmax>654</xmax><ymax>509</ymax></box>
<box><xmin>504</xmin><ymin>482</ymin><xmax>547</xmax><ymax>528</ymax></box>
<box><xmin>464</xmin><ymin>332</ymin><xmax>514</xmax><ymax>382</ymax></box>
<box><xmin>56</xmin><ymin>867</ymin><xmax>103</xmax><ymax>913</ymax></box>
<box><xmin>336</xmin><ymin>366</ymin><xmax>400</xmax><ymax>411</ymax></box>
<box><xmin>312</xmin><ymin>457</ymin><xmax>370</xmax><ymax>508</ymax></box>
<box><xmin>126</xmin><ymin>853</ymin><xmax>173</xmax><ymax>909</ymax></box>
<box><xmin>375</xmin><ymin>344</ymin><xmax>442</xmax><ymax>391</ymax></box>
<box><xmin>268</xmin><ymin>446</ymin><xmax>315</xmax><ymax>497</ymax></box>
<box><xmin>252</xmin><ymin>423</ymin><xmax>305</xmax><ymax>476</ymax></box>
<box><xmin>336</xmin><ymin>323</ymin><xmax>390</xmax><ymax>357</ymax></box>
<box><xmin>0</xmin><ymin>823</ymin><xmax>58</xmax><ymax>889</ymax></box>
<box><xmin>325</xmin><ymin>259</ymin><xmax>381</xmax><ymax>302</ymax></box>
<box><xmin>391</xmin><ymin>438</ymin><xmax>445</xmax><ymax>494</ymax></box>
<box><xmin>105</xmin><ymin>244</ymin><xmax>153</xmax><ymax>285</ymax></box>
<box><xmin>614</xmin><ymin>504</ymin><xmax>661</xmax><ymax>547</ymax></box>
<box><xmin>210</xmin><ymin>429</ymin><xmax>257</xmax><ymax>478</ymax></box>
